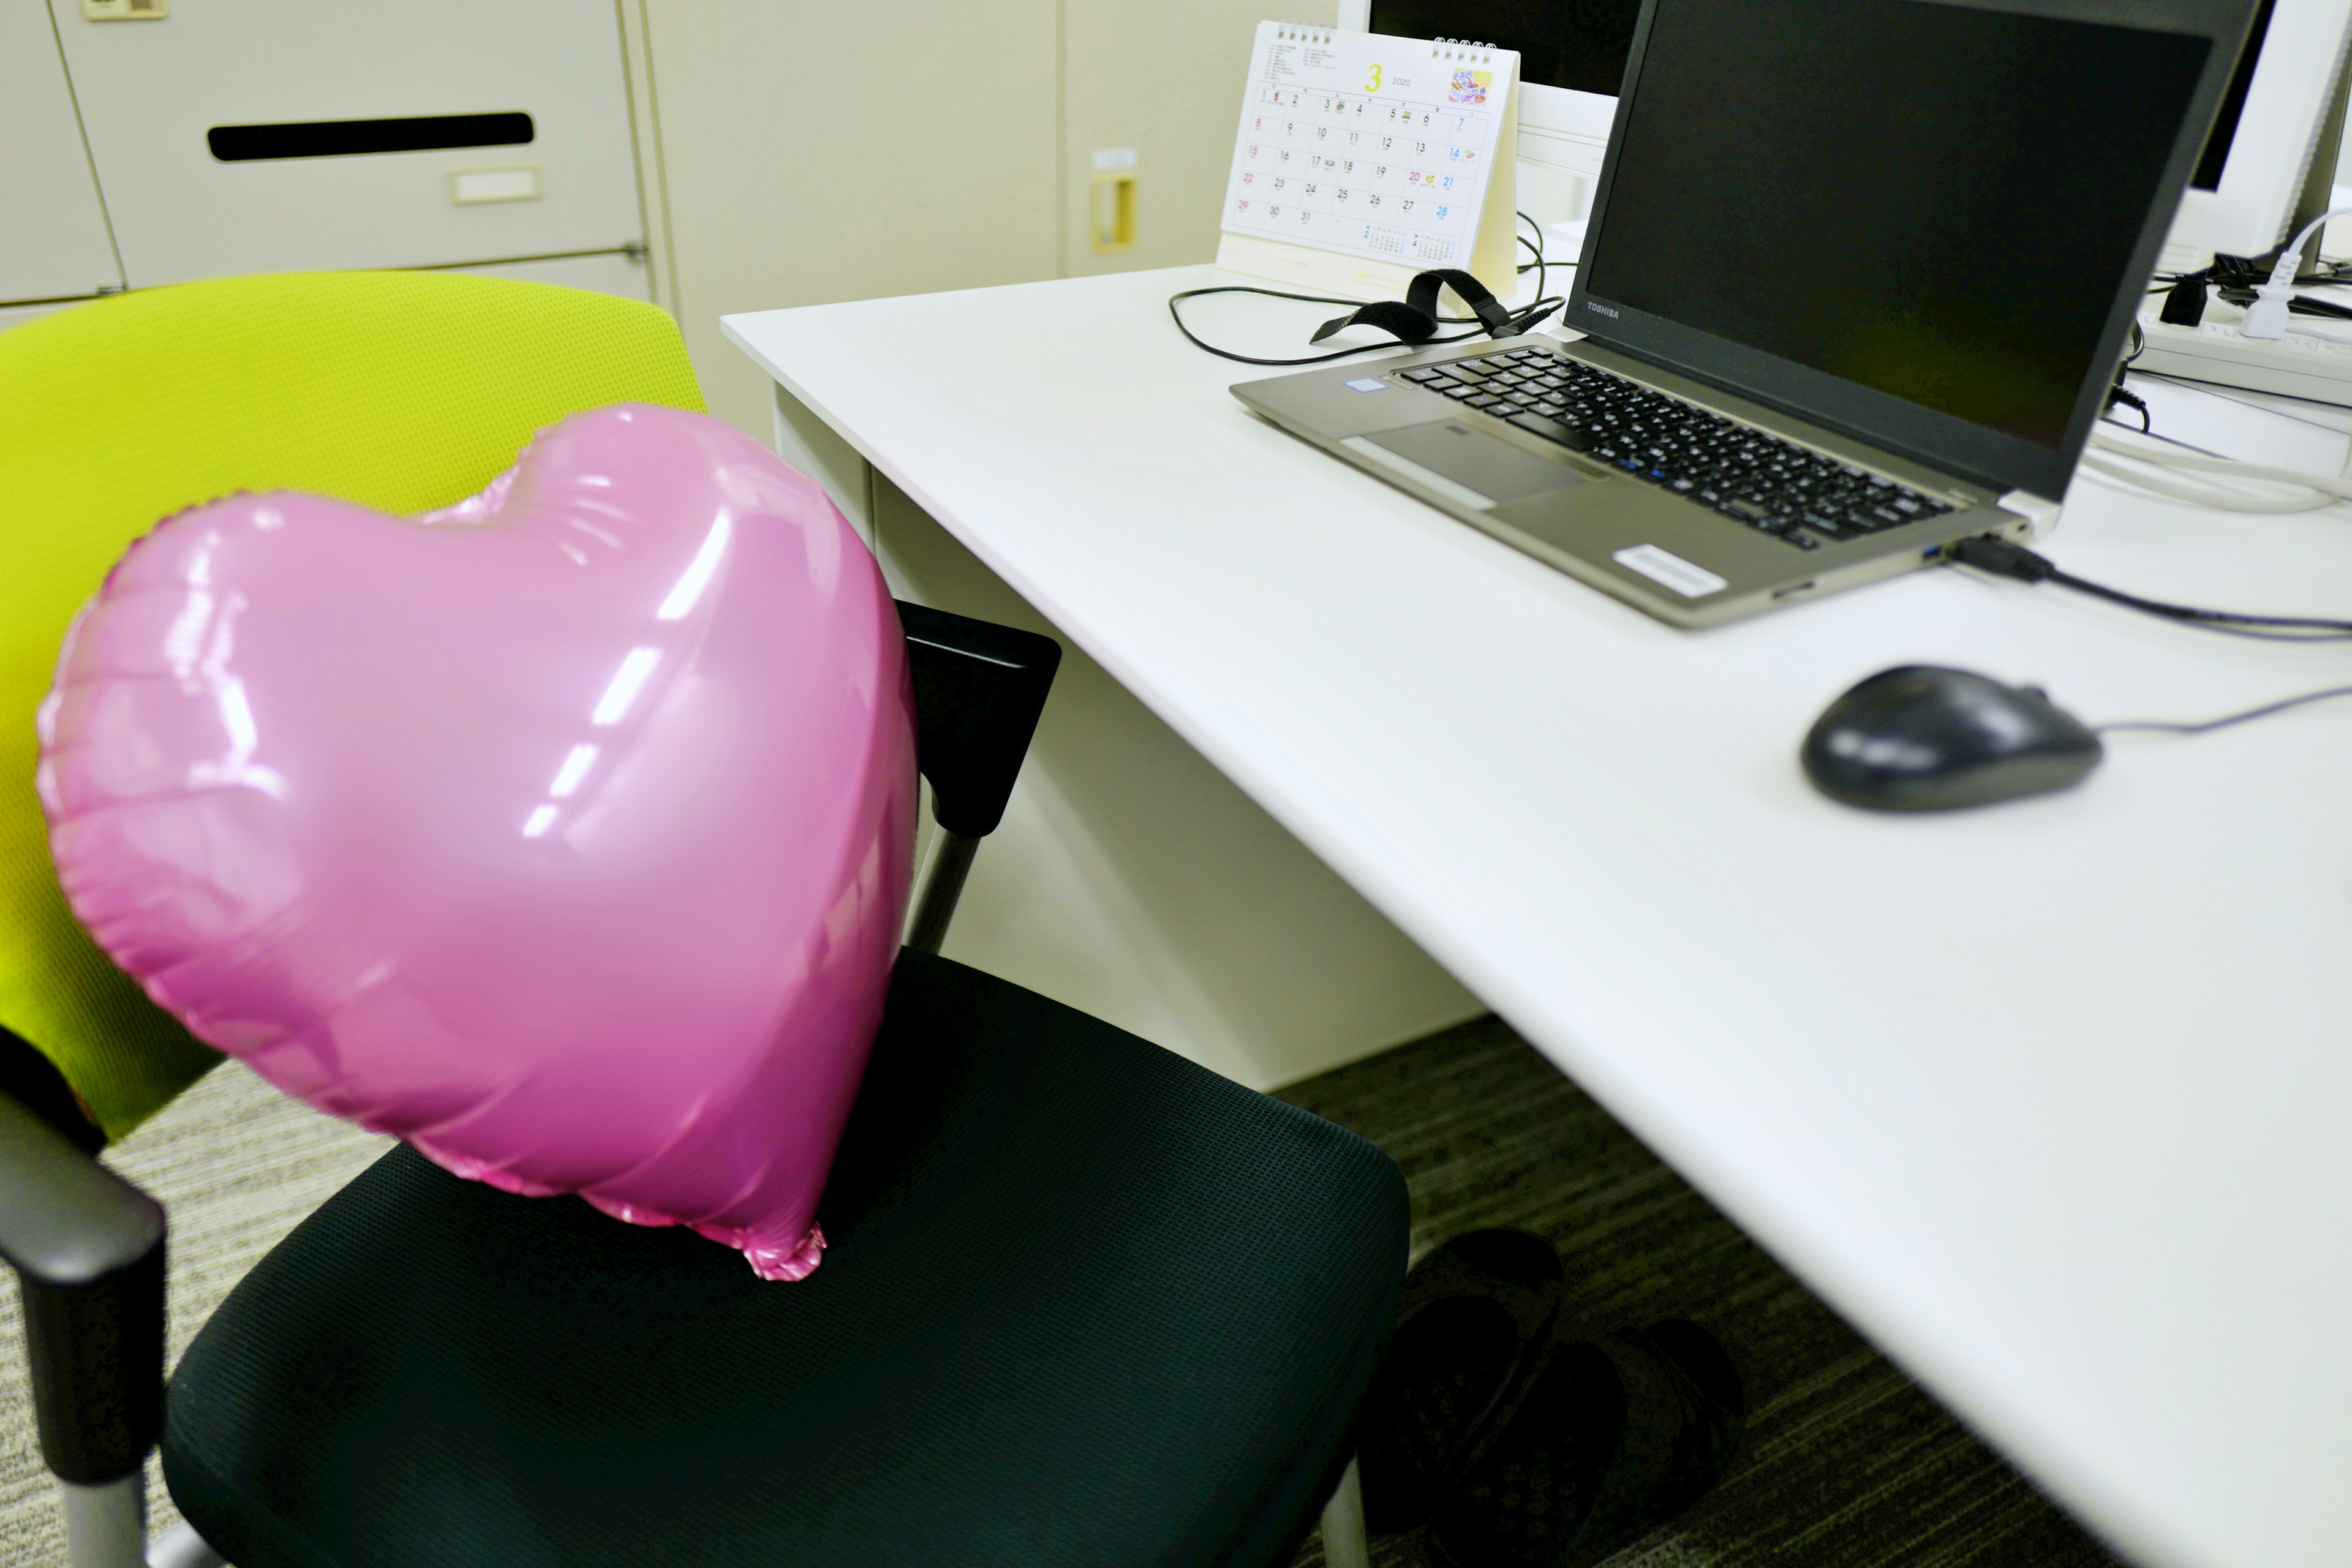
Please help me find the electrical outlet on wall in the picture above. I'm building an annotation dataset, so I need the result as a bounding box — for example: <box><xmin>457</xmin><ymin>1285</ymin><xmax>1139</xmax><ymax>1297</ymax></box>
<box><xmin>1091</xmin><ymin>147</ymin><xmax>1137</xmax><ymax>253</ymax></box>
<box><xmin>81</xmin><ymin>0</ymin><xmax>168</xmax><ymax>18</ymax></box>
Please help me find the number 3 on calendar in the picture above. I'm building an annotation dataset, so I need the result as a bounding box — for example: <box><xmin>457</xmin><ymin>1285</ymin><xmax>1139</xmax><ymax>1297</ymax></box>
<box><xmin>1364</xmin><ymin>63</ymin><xmax>1382</xmax><ymax>92</ymax></box>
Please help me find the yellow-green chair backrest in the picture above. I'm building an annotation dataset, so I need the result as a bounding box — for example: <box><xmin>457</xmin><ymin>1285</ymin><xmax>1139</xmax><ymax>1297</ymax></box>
<box><xmin>1</xmin><ymin>271</ymin><xmax>706</xmax><ymax>1142</ymax></box>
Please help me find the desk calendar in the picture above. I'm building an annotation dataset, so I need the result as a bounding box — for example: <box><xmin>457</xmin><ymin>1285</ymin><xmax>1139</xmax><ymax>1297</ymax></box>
<box><xmin>1217</xmin><ymin>21</ymin><xmax>1521</xmax><ymax>303</ymax></box>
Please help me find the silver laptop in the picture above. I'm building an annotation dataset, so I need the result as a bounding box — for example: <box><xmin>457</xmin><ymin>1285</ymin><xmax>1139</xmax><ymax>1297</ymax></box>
<box><xmin>1234</xmin><ymin>0</ymin><xmax>2253</xmax><ymax>627</ymax></box>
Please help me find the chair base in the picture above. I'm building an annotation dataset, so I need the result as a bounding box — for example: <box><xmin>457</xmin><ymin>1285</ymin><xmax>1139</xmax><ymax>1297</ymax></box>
<box><xmin>1319</xmin><ymin>1458</ymin><xmax>1371</xmax><ymax>1568</ymax></box>
<box><xmin>59</xmin><ymin>1476</ymin><xmax>141</xmax><ymax>1568</ymax></box>
<box><xmin>148</xmin><ymin>1521</ymin><xmax>228</xmax><ymax>1568</ymax></box>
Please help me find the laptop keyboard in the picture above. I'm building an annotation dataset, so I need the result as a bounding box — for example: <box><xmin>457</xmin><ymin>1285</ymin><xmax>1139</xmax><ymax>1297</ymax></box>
<box><xmin>1395</xmin><ymin>349</ymin><xmax>1957</xmax><ymax>550</ymax></box>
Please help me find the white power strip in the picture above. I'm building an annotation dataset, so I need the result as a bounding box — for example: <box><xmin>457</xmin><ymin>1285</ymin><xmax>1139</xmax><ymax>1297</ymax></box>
<box><xmin>2135</xmin><ymin>305</ymin><xmax>2352</xmax><ymax>405</ymax></box>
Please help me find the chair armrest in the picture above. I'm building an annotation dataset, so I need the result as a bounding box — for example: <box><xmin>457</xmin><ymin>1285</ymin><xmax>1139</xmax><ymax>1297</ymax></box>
<box><xmin>0</xmin><ymin>1090</ymin><xmax>165</xmax><ymax>1485</ymax></box>
<box><xmin>897</xmin><ymin>601</ymin><xmax>1061</xmax><ymax>839</ymax></box>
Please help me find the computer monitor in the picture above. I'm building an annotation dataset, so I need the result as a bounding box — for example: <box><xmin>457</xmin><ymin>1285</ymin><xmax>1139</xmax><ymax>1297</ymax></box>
<box><xmin>2158</xmin><ymin>0</ymin><xmax>2352</xmax><ymax>269</ymax></box>
<box><xmin>1351</xmin><ymin>0</ymin><xmax>2352</xmax><ymax>274</ymax></box>
<box><xmin>1339</xmin><ymin>0</ymin><xmax>1635</xmax><ymax>235</ymax></box>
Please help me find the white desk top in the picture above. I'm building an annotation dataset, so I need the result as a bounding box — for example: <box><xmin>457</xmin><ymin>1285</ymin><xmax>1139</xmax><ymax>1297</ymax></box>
<box><xmin>726</xmin><ymin>266</ymin><xmax>2352</xmax><ymax>1568</ymax></box>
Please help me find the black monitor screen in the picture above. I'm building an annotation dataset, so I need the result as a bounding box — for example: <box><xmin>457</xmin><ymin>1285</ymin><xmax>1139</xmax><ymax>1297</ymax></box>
<box><xmin>2193</xmin><ymin>0</ymin><xmax>2275</xmax><ymax>188</ymax></box>
<box><xmin>1583</xmin><ymin>0</ymin><xmax>2210</xmax><ymax>450</ymax></box>
<box><xmin>1368</xmin><ymin>0</ymin><xmax>1643</xmax><ymax>96</ymax></box>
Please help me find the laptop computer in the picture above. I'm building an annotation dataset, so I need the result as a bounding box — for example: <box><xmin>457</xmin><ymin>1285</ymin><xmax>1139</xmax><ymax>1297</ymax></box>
<box><xmin>1232</xmin><ymin>0</ymin><xmax>2255</xmax><ymax>627</ymax></box>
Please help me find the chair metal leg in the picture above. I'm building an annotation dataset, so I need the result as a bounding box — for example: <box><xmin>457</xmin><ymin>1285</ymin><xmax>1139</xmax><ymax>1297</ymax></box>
<box><xmin>904</xmin><ymin>829</ymin><xmax>979</xmax><ymax>955</ymax></box>
<box><xmin>1319</xmin><ymin>1455</ymin><xmax>1371</xmax><ymax>1568</ymax></box>
<box><xmin>59</xmin><ymin>1475</ymin><xmax>144</xmax><ymax>1568</ymax></box>
<box><xmin>148</xmin><ymin>1519</ymin><xmax>228</xmax><ymax>1568</ymax></box>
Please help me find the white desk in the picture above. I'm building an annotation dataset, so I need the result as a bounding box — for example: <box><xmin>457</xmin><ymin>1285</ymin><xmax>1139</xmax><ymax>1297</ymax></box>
<box><xmin>726</xmin><ymin>266</ymin><xmax>2352</xmax><ymax>1568</ymax></box>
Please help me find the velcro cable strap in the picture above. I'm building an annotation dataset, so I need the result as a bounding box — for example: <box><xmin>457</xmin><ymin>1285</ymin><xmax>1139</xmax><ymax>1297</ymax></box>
<box><xmin>1310</xmin><ymin>299</ymin><xmax>1443</xmax><ymax>346</ymax></box>
<box><xmin>1311</xmin><ymin>269</ymin><xmax>1515</xmax><ymax>345</ymax></box>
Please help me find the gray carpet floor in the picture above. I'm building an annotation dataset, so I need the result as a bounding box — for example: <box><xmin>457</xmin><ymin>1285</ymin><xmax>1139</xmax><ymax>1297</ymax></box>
<box><xmin>1278</xmin><ymin>1017</ymin><xmax>2130</xmax><ymax>1568</ymax></box>
<box><xmin>0</xmin><ymin>1060</ymin><xmax>393</xmax><ymax>1564</ymax></box>
<box><xmin>0</xmin><ymin>1017</ymin><xmax>2130</xmax><ymax>1566</ymax></box>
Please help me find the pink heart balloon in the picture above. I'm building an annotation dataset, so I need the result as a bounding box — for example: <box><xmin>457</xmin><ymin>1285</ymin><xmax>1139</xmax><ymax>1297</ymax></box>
<box><xmin>36</xmin><ymin>404</ymin><xmax>917</xmax><ymax>1280</ymax></box>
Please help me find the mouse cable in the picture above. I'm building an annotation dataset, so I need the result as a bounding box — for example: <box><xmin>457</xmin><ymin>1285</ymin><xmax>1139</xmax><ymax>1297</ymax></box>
<box><xmin>2098</xmin><ymin>683</ymin><xmax>2352</xmax><ymax>736</ymax></box>
<box><xmin>1944</xmin><ymin>533</ymin><xmax>2352</xmax><ymax>641</ymax></box>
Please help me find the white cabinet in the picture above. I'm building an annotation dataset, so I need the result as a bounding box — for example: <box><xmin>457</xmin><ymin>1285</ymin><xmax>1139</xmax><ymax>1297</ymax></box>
<box><xmin>47</xmin><ymin>0</ymin><xmax>643</xmax><ymax>286</ymax></box>
<box><xmin>1</xmin><ymin>0</ymin><xmax>123</xmax><ymax>304</ymax></box>
<box><xmin>448</xmin><ymin>249</ymin><xmax>650</xmax><ymax>302</ymax></box>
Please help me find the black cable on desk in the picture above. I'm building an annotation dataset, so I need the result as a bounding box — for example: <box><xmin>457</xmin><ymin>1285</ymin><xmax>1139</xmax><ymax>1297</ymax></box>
<box><xmin>1515</xmin><ymin>209</ymin><xmax>1575</xmax><ymax>303</ymax></box>
<box><xmin>1945</xmin><ymin>537</ymin><xmax>2352</xmax><ymax>736</ymax></box>
<box><xmin>1169</xmin><ymin>211</ymin><xmax>1564</xmax><ymax>366</ymax></box>
<box><xmin>2100</xmin><ymin>685</ymin><xmax>2352</xmax><ymax>735</ymax></box>
<box><xmin>1166</xmin><ymin>285</ymin><xmax>1495</xmax><ymax>366</ymax></box>
<box><xmin>2211</xmin><ymin>285</ymin><xmax>2352</xmax><ymax>322</ymax></box>
<box><xmin>1945</xmin><ymin>534</ymin><xmax>2352</xmax><ymax>642</ymax></box>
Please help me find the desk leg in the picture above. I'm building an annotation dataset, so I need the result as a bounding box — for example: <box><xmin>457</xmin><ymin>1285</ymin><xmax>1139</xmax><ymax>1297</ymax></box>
<box><xmin>867</xmin><ymin>472</ymin><xmax>1483</xmax><ymax>1093</ymax></box>
<box><xmin>771</xmin><ymin>382</ymin><xmax>875</xmax><ymax>551</ymax></box>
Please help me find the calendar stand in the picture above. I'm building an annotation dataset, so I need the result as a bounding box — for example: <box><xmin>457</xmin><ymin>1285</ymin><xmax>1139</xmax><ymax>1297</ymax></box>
<box><xmin>1213</xmin><ymin>24</ymin><xmax>1524</xmax><ymax>305</ymax></box>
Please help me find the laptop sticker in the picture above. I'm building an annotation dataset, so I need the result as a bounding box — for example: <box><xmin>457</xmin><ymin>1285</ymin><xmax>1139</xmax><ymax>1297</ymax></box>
<box><xmin>1343</xmin><ymin>377</ymin><xmax>1390</xmax><ymax>392</ymax></box>
<box><xmin>1613</xmin><ymin>544</ymin><xmax>1727</xmax><ymax>598</ymax></box>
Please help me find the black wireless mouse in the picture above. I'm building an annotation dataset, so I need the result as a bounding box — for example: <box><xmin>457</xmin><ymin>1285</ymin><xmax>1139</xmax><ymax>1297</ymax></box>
<box><xmin>1801</xmin><ymin>666</ymin><xmax>2103</xmax><ymax>811</ymax></box>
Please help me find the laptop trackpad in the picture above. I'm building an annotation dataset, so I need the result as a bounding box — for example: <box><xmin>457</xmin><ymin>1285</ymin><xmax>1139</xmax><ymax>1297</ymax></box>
<box><xmin>1346</xmin><ymin>421</ymin><xmax>1595</xmax><ymax>511</ymax></box>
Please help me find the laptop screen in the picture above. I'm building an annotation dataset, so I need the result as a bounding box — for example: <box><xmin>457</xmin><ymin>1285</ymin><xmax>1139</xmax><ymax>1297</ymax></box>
<box><xmin>1574</xmin><ymin>0</ymin><xmax>2228</xmax><ymax>489</ymax></box>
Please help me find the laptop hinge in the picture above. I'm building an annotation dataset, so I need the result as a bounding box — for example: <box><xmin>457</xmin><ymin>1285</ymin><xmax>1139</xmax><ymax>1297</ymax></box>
<box><xmin>1996</xmin><ymin>489</ymin><xmax>2063</xmax><ymax>540</ymax></box>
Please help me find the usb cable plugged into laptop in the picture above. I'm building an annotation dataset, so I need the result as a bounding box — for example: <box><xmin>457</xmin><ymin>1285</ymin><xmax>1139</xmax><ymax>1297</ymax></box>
<box><xmin>1945</xmin><ymin>533</ymin><xmax>2352</xmax><ymax>640</ymax></box>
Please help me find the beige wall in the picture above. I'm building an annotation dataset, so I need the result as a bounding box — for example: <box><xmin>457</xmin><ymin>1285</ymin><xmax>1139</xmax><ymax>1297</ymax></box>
<box><xmin>630</xmin><ymin>0</ymin><xmax>1341</xmax><ymax>432</ymax></box>
<box><xmin>646</xmin><ymin>3</ymin><xmax>1483</xmax><ymax>1085</ymax></box>
<box><xmin>630</xmin><ymin>0</ymin><xmax>1062</xmax><ymax>437</ymax></box>
<box><xmin>1061</xmin><ymin>0</ymin><xmax>1337</xmax><ymax>278</ymax></box>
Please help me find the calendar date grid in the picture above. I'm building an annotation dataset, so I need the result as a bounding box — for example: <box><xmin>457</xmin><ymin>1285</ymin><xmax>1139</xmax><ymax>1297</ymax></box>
<box><xmin>1229</xmin><ymin>86</ymin><xmax>1491</xmax><ymax>263</ymax></box>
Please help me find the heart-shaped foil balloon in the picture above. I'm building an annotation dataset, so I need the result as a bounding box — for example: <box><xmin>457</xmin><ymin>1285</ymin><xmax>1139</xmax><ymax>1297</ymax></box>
<box><xmin>36</xmin><ymin>404</ymin><xmax>917</xmax><ymax>1280</ymax></box>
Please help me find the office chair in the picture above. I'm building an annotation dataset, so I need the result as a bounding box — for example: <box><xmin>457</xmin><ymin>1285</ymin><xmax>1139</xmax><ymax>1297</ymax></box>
<box><xmin>0</xmin><ymin>273</ymin><xmax>1407</xmax><ymax>1568</ymax></box>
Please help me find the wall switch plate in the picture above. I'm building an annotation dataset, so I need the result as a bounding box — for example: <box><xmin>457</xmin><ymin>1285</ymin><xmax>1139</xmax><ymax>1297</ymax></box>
<box><xmin>81</xmin><ymin>0</ymin><xmax>167</xmax><ymax>18</ymax></box>
<box><xmin>1091</xmin><ymin>170</ymin><xmax>1136</xmax><ymax>253</ymax></box>
<box><xmin>1091</xmin><ymin>147</ymin><xmax>1138</xmax><ymax>252</ymax></box>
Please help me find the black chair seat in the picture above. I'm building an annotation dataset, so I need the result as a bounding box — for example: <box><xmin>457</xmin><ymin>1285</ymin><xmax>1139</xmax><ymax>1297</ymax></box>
<box><xmin>159</xmin><ymin>951</ymin><xmax>1408</xmax><ymax>1568</ymax></box>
